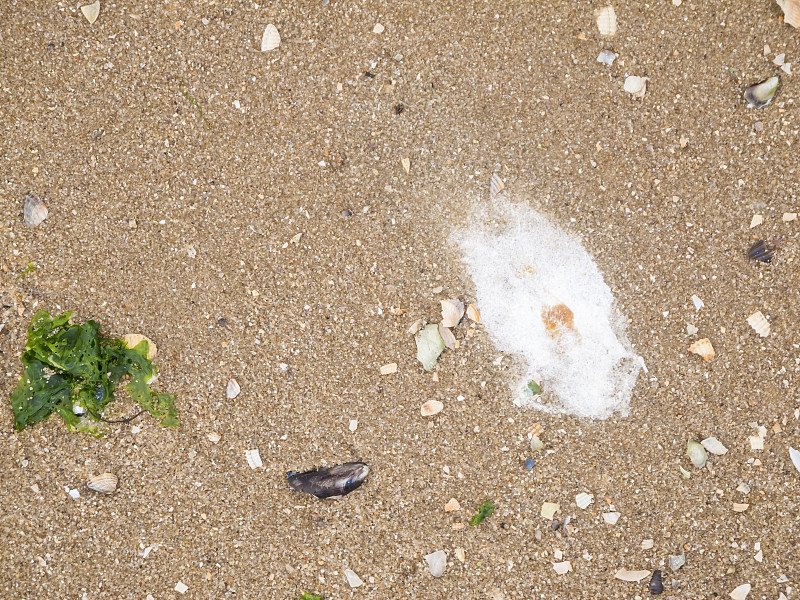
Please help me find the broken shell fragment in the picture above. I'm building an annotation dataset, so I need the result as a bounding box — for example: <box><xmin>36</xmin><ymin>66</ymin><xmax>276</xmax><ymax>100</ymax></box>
<box><xmin>226</xmin><ymin>378</ymin><xmax>241</xmax><ymax>399</ymax></box>
<box><xmin>415</xmin><ymin>324</ymin><xmax>445</xmax><ymax>371</ymax></box>
<box><xmin>746</xmin><ymin>311</ymin><xmax>770</xmax><ymax>337</ymax></box>
<box><xmin>624</xmin><ymin>76</ymin><xmax>648</xmax><ymax>99</ymax></box>
<box><xmin>80</xmin><ymin>0</ymin><xmax>100</xmax><ymax>24</ymax></box>
<box><xmin>122</xmin><ymin>334</ymin><xmax>157</xmax><ymax>360</ymax></box>
<box><xmin>597</xmin><ymin>49</ymin><xmax>617</xmax><ymax>65</ymax></box>
<box><xmin>23</xmin><ymin>194</ymin><xmax>48</xmax><ymax>227</ymax></box>
<box><xmin>245</xmin><ymin>449</ymin><xmax>262</xmax><ymax>469</ymax></box>
<box><xmin>553</xmin><ymin>561</ymin><xmax>572</xmax><ymax>575</ymax></box>
<box><xmin>595</xmin><ymin>6</ymin><xmax>618</xmax><ymax>36</ymax></box>
<box><xmin>421</xmin><ymin>399</ymin><xmax>444</xmax><ymax>417</ymax></box>
<box><xmin>490</xmin><ymin>172</ymin><xmax>505</xmax><ymax>198</ymax></box>
<box><xmin>466</xmin><ymin>304</ymin><xmax>480</xmax><ymax>323</ymax></box>
<box><xmin>688</xmin><ymin>338</ymin><xmax>715</xmax><ymax>361</ymax></box>
<box><xmin>614</xmin><ymin>568</ymin><xmax>651</xmax><ymax>582</ymax></box>
<box><xmin>287</xmin><ymin>462</ymin><xmax>369</xmax><ymax>499</ymax></box>
<box><xmin>777</xmin><ymin>0</ymin><xmax>800</xmax><ymax>28</ymax></box>
<box><xmin>445</xmin><ymin>497</ymin><xmax>461</xmax><ymax>511</ymax></box>
<box><xmin>424</xmin><ymin>550</ymin><xmax>447</xmax><ymax>577</ymax></box>
<box><xmin>438</xmin><ymin>324</ymin><xmax>457</xmax><ymax>350</ymax></box>
<box><xmin>687</xmin><ymin>439</ymin><xmax>708</xmax><ymax>468</ymax></box>
<box><xmin>87</xmin><ymin>472</ymin><xmax>118</xmax><ymax>494</ymax></box>
<box><xmin>748</xmin><ymin>239</ymin><xmax>774</xmax><ymax>263</ymax></box>
<box><xmin>729</xmin><ymin>583</ymin><xmax>751</xmax><ymax>600</ymax></box>
<box><xmin>575</xmin><ymin>492</ymin><xmax>594</xmax><ymax>509</ymax></box>
<box><xmin>649</xmin><ymin>569</ymin><xmax>664</xmax><ymax>595</ymax></box>
<box><xmin>440</xmin><ymin>298</ymin><xmax>465</xmax><ymax>327</ymax></box>
<box><xmin>789</xmin><ymin>446</ymin><xmax>800</xmax><ymax>475</ymax></box>
<box><xmin>744</xmin><ymin>76</ymin><xmax>779</xmax><ymax>109</ymax></box>
<box><xmin>668</xmin><ymin>553</ymin><xmax>686</xmax><ymax>571</ymax></box>
<box><xmin>261</xmin><ymin>24</ymin><xmax>281</xmax><ymax>51</ymax></box>
<box><xmin>701</xmin><ymin>437</ymin><xmax>728</xmax><ymax>455</ymax></box>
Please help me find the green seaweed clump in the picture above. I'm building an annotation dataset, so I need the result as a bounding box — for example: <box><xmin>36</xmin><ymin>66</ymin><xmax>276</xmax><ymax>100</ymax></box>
<box><xmin>10</xmin><ymin>310</ymin><xmax>178</xmax><ymax>435</ymax></box>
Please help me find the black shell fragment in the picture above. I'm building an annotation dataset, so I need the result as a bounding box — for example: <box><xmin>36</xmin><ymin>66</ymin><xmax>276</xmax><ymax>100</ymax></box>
<box><xmin>287</xmin><ymin>462</ymin><xmax>369</xmax><ymax>499</ymax></box>
<box><xmin>748</xmin><ymin>239</ymin><xmax>774</xmax><ymax>263</ymax></box>
<box><xmin>649</xmin><ymin>569</ymin><xmax>664</xmax><ymax>595</ymax></box>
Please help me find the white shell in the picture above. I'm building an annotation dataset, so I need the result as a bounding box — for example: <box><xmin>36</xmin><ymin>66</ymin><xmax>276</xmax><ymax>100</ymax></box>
<box><xmin>729</xmin><ymin>583</ymin><xmax>752</xmax><ymax>600</ymax></box>
<box><xmin>777</xmin><ymin>0</ymin><xmax>800</xmax><ymax>28</ymax></box>
<box><xmin>401</xmin><ymin>156</ymin><xmax>410</xmax><ymax>173</ymax></box>
<box><xmin>701</xmin><ymin>436</ymin><xmax>728</xmax><ymax>455</ymax></box>
<box><xmin>23</xmin><ymin>194</ymin><xmax>48</xmax><ymax>227</ymax></box>
<box><xmin>746</xmin><ymin>311</ymin><xmax>770</xmax><ymax>337</ymax></box>
<box><xmin>372</xmin><ymin>23</ymin><xmax>385</xmax><ymax>34</ymax></box>
<box><xmin>87</xmin><ymin>472</ymin><xmax>118</xmax><ymax>494</ymax></box>
<box><xmin>226</xmin><ymin>378</ymin><xmax>241</xmax><ymax>399</ymax></box>
<box><xmin>750</xmin><ymin>214</ymin><xmax>764</xmax><ymax>228</ymax></box>
<box><xmin>444</xmin><ymin>498</ymin><xmax>461</xmax><ymax>511</ymax></box>
<box><xmin>540</xmin><ymin>502</ymin><xmax>559</xmax><ymax>520</ymax></box>
<box><xmin>424</xmin><ymin>550</ymin><xmax>447</xmax><ymax>578</ymax></box>
<box><xmin>597</xmin><ymin>50</ymin><xmax>617</xmax><ymax>65</ymax></box>
<box><xmin>122</xmin><ymin>334</ymin><xmax>157</xmax><ymax>360</ymax></box>
<box><xmin>380</xmin><ymin>363</ymin><xmax>398</xmax><ymax>375</ymax></box>
<box><xmin>789</xmin><ymin>447</ymin><xmax>800</xmax><ymax>475</ymax></box>
<box><xmin>575</xmin><ymin>492</ymin><xmax>594</xmax><ymax>509</ymax></box>
<box><xmin>438</xmin><ymin>324</ymin><xmax>457</xmax><ymax>350</ymax></box>
<box><xmin>81</xmin><ymin>1</ymin><xmax>100</xmax><ymax>24</ymax></box>
<box><xmin>466</xmin><ymin>304</ymin><xmax>481</xmax><ymax>322</ymax></box>
<box><xmin>624</xmin><ymin>75</ymin><xmax>648</xmax><ymax>98</ymax></box>
<box><xmin>553</xmin><ymin>561</ymin><xmax>572</xmax><ymax>574</ymax></box>
<box><xmin>689</xmin><ymin>338</ymin><xmax>715</xmax><ymax>361</ymax></box>
<box><xmin>490</xmin><ymin>172</ymin><xmax>505</xmax><ymax>198</ymax></box>
<box><xmin>440</xmin><ymin>298</ymin><xmax>465</xmax><ymax>327</ymax></box>
<box><xmin>207</xmin><ymin>432</ymin><xmax>221</xmax><ymax>443</ymax></box>
<box><xmin>261</xmin><ymin>24</ymin><xmax>281</xmax><ymax>51</ymax></box>
<box><xmin>344</xmin><ymin>569</ymin><xmax>363</xmax><ymax>588</ymax></box>
<box><xmin>783</xmin><ymin>212</ymin><xmax>798</xmax><ymax>222</ymax></box>
<box><xmin>454</xmin><ymin>547</ymin><xmax>466</xmax><ymax>562</ymax></box>
<box><xmin>602</xmin><ymin>511</ymin><xmax>621</xmax><ymax>525</ymax></box>
<box><xmin>595</xmin><ymin>6</ymin><xmax>617</xmax><ymax>36</ymax></box>
<box><xmin>614</xmin><ymin>568</ymin><xmax>650</xmax><ymax>582</ymax></box>
<box><xmin>420</xmin><ymin>400</ymin><xmax>443</xmax><ymax>417</ymax></box>
<box><xmin>245</xmin><ymin>449</ymin><xmax>262</xmax><ymax>469</ymax></box>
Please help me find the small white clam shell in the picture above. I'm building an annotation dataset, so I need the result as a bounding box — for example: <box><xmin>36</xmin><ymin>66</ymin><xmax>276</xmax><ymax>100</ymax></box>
<box><xmin>87</xmin><ymin>472</ymin><xmax>118</xmax><ymax>494</ymax></box>
<box><xmin>746</xmin><ymin>311</ymin><xmax>770</xmax><ymax>337</ymax></box>
<box><xmin>594</xmin><ymin>6</ymin><xmax>617</xmax><ymax>36</ymax></box>
<box><xmin>261</xmin><ymin>23</ymin><xmax>281</xmax><ymax>51</ymax></box>
<box><xmin>624</xmin><ymin>75</ymin><xmax>648</xmax><ymax>98</ymax></box>
<box><xmin>23</xmin><ymin>194</ymin><xmax>48</xmax><ymax>227</ymax></box>
<box><xmin>440</xmin><ymin>298</ymin><xmax>465</xmax><ymax>328</ymax></box>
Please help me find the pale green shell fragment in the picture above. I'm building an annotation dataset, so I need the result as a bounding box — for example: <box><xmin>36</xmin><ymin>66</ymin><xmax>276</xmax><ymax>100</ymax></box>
<box><xmin>686</xmin><ymin>439</ymin><xmax>708</xmax><ymax>468</ymax></box>
<box><xmin>415</xmin><ymin>324</ymin><xmax>445</xmax><ymax>371</ymax></box>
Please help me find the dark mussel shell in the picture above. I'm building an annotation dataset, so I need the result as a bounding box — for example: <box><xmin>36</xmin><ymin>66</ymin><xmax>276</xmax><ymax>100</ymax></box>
<box><xmin>649</xmin><ymin>569</ymin><xmax>664</xmax><ymax>595</ymax></box>
<box><xmin>748</xmin><ymin>239</ymin><xmax>774</xmax><ymax>263</ymax></box>
<box><xmin>287</xmin><ymin>462</ymin><xmax>369</xmax><ymax>499</ymax></box>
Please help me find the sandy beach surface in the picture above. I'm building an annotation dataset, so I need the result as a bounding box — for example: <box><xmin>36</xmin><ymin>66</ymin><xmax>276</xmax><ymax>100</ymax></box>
<box><xmin>1</xmin><ymin>1</ymin><xmax>799</xmax><ymax>598</ymax></box>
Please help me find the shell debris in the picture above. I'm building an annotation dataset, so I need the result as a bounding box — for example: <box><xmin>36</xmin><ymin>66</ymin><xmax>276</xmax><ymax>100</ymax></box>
<box><xmin>421</xmin><ymin>400</ymin><xmax>444</xmax><ymax>416</ymax></box>
<box><xmin>424</xmin><ymin>550</ymin><xmax>447</xmax><ymax>578</ymax></box>
<box><xmin>553</xmin><ymin>561</ymin><xmax>572</xmax><ymax>575</ymax></box>
<box><xmin>438</xmin><ymin>324</ymin><xmax>458</xmax><ymax>350</ymax></box>
<box><xmin>466</xmin><ymin>304</ymin><xmax>480</xmax><ymax>323</ymax></box>
<box><xmin>614</xmin><ymin>568</ymin><xmax>651</xmax><ymax>582</ymax></box>
<box><xmin>445</xmin><ymin>497</ymin><xmax>461</xmax><ymax>511</ymax></box>
<box><xmin>624</xmin><ymin>76</ymin><xmax>648</xmax><ymax>99</ymax></box>
<box><xmin>440</xmin><ymin>298</ymin><xmax>465</xmax><ymax>327</ymax></box>
<box><xmin>489</xmin><ymin>172</ymin><xmax>505</xmax><ymax>198</ymax></box>
<box><xmin>261</xmin><ymin>24</ymin><xmax>281</xmax><ymax>51</ymax></box>
<box><xmin>245</xmin><ymin>449</ymin><xmax>263</xmax><ymax>469</ymax></box>
<box><xmin>729</xmin><ymin>583</ymin><xmax>751</xmax><ymax>600</ymax></box>
<box><xmin>750</xmin><ymin>214</ymin><xmax>764</xmax><ymax>228</ymax></box>
<box><xmin>80</xmin><ymin>1</ymin><xmax>100</xmax><ymax>24</ymax></box>
<box><xmin>87</xmin><ymin>472</ymin><xmax>118</xmax><ymax>494</ymax></box>
<box><xmin>401</xmin><ymin>156</ymin><xmax>410</xmax><ymax>173</ymax></box>
<box><xmin>701</xmin><ymin>437</ymin><xmax>728</xmax><ymax>455</ymax></box>
<box><xmin>688</xmin><ymin>338</ymin><xmax>715</xmax><ymax>361</ymax></box>
<box><xmin>746</xmin><ymin>311</ymin><xmax>770</xmax><ymax>337</ymax></box>
<box><xmin>777</xmin><ymin>0</ymin><xmax>800</xmax><ymax>28</ymax></box>
<box><xmin>783</xmin><ymin>212</ymin><xmax>798</xmax><ymax>222</ymax></box>
<box><xmin>207</xmin><ymin>432</ymin><xmax>221</xmax><ymax>443</ymax></box>
<box><xmin>603</xmin><ymin>511</ymin><xmax>621</xmax><ymax>525</ymax></box>
<box><xmin>540</xmin><ymin>502</ymin><xmax>559</xmax><ymax>520</ymax></box>
<box><xmin>380</xmin><ymin>362</ymin><xmax>398</xmax><ymax>375</ymax></box>
<box><xmin>226</xmin><ymin>378</ymin><xmax>241</xmax><ymax>399</ymax></box>
<box><xmin>594</xmin><ymin>6</ymin><xmax>618</xmax><ymax>36</ymax></box>
<box><xmin>597</xmin><ymin>49</ymin><xmax>617</xmax><ymax>65</ymax></box>
<box><xmin>23</xmin><ymin>194</ymin><xmax>48</xmax><ymax>227</ymax></box>
<box><xmin>372</xmin><ymin>22</ymin><xmax>385</xmax><ymax>34</ymax></box>
<box><xmin>744</xmin><ymin>77</ymin><xmax>779</xmax><ymax>109</ymax></box>
<box><xmin>344</xmin><ymin>568</ymin><xmax>363</xmax><ymax>588</ymax></box>
<box><xmin>575</xmin><ymin>492</ymin><xmax>594</xmax><ymax>509</ymax></box>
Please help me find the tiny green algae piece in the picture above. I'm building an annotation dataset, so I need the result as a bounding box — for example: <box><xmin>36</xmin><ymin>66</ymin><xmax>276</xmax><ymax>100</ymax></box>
<box><xmin>299</xmin><ymin>594</ymin><xmax>322</xmax><ymax>600</ymax></box>
<box><xmin>527</xmin><ymin>380</ymin><xmax>541</xmax><ymax>395</ymax></box>
<box><xmin>415</xmin><ymin>324</ymin><xmax>445</xmax><ymax>371</ymax></box>
<box><xmin>10</xmin><ymin>310</ymin><xmax>178</xmax><ymax>434</ymax></box>
<box><xmin>16</xmin><ymin>261</ymin><xmax>36</xmax><ymax>280</ymax></box>
<box><xmin>469</xmin><ymin>499</ymin><xmax>495</xmax><ymax>526</ymax></box>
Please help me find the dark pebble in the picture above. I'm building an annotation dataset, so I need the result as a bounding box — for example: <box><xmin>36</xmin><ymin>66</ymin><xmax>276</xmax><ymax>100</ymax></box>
<box><xmin>524</xmin><ymin>458</ymin><xmax>535</xmax><ymax>471</ymax></box>
<box><xmin>649</xmin><ymin>569</ymin><xmax>663</xmax><ymax>595</ymax></box>
<box><xmin>217</xmin><ymin>318</ymin><xmax>227</xmax><ymax>327</ymax></box>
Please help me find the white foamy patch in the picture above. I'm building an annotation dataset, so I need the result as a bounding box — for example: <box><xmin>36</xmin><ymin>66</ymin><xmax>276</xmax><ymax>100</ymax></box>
<box><xmin>457</xmin><ymin>201</ymin><xmax>641</xmax><ymax>419</ymax></box>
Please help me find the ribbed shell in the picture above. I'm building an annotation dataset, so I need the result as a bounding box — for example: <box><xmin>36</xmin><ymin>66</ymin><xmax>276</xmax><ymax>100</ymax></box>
<box><xmin>87</xmin><ymin>472</ymin><xmax>118</xmax><ymax>494</ymax></box>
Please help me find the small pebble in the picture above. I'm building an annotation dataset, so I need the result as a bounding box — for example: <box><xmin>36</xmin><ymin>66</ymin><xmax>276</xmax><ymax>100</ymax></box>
<box><xmin>524</xmin><ymin>458</ymin><xmax>535</xmax><ymax>471</ymax></box>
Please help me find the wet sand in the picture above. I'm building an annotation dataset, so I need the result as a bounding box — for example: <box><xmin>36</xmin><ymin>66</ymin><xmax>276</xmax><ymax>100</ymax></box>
<box><xmin>1</xmin><ymin>1</ymin><xmax>799</xmax><ymax>598</ymax></box>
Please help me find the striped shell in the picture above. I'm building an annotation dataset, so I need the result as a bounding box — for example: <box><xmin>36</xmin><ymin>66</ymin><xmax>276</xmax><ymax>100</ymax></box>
<box><xmin>23</xmin><ymin>194</ymin><xmax>48</xmax><ymax>227</ymax></box>
<box><xmin>746</xmin><ymin>311</ymin><xmax>770</xmax><ymax>337</ymax></box>
<box><xmin>87</xmin><ymin>472</ymin><xmax>118</xmax><ymax>494</ymax></box>
<box><xmin>777</xmin><ymin>0</ymin><xmax>800</xmax><ymax>28</ymax></box>
<box><xmin>594</xmin><ymin>6</ymin><xmax>617</xmax><ymax>36</ymax></box>
<box><xmin>489</xmin><ymin>173</ymin><xmax>505</xmax><ymax>199</ymax></box>
<box><xmin>287</xmin><ymin>462</ymin><xmax>369</xmax><ymax>499</ymax></box>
